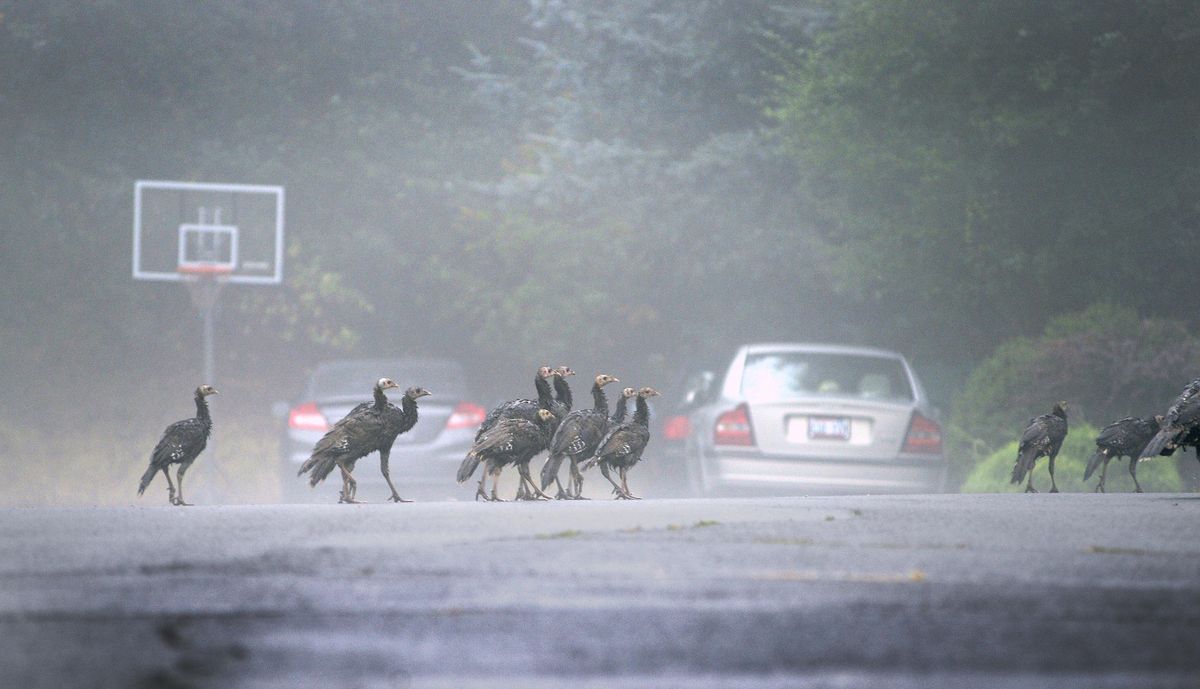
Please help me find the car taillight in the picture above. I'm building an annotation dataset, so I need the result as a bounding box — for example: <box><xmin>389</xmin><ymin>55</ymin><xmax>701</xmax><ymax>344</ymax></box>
<box><xmin>903</xmin><ymin>411</ymin><xmax>942</xmax><ymax>454</ymax></box>
<box><xmin>446</xmin><ymin>402</ymin><xmax>487</xmax><ymax>430</ymax></box>
<box><xmin>288</xmin><ymin>402</ymin><xmax>329</xmax><ymax>432</ymax></box>
<box><xmin>714</xmin><ymin>403</ymin><xmax>755</xmax><ymax>446</ymax></box>
<box><xmin>663</xmin><ymin>415</ymin><xmax>691</xmax><ymax>441</ymax></box>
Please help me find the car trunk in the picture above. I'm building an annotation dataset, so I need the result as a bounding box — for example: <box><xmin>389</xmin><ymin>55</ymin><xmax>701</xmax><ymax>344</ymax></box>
<box><xmin>747</xmin><ymin>398</ymin><xmax>913</xmax><ymax>460</ymax></box>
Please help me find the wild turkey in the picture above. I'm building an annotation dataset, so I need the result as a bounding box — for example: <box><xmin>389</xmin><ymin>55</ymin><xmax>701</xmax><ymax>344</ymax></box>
<box><xmin>137</xmin><ymin>385</ymin><xmax>218</xmax><ymax>506</ymax></box>
<box><xmin>1140</xmin><ymin>378</ymin><xmax>1200</xmax><ymax>461</ymax></box>
<box><xmin>1010</xmin><ymin>401</ymin><xmax>1068</xmax><ymax>493</ymax></box>
<box><xmin>540</xmin><ymin>374</ymin><xmax>620</xmax><ymax>499</ymax></box>
<box><xmin>1084</xmin><ymin>415</ymin><xmax>1161</xmax><ymax>493</ymax></box>
<box><xmin>585</xmin><ymin>387</ymin><xmax>660</xmax><ymax>499</ymax></box>
<box><xmin>478</xmin><ymin>366</ymin><xmax>575</xmax><ymax>500</ymax></box>
<box><xmin>610</xmin><ymin>387</ymin><xmax>636</xmax><ymax>424</ymax></box>
<box><xmin>458</xmin><ymin>409</ymin><xmax>557</xmax><ymax>501</ymax></box>
<box><xmin>297</xmin><ymin>379</ymin><xmax>430</xmax><ymax>503</ymax></box>
<box><xmin>476</xmin><ymin>366</ymin><xmax>556</xmax><ymax>441</ymax></box>
<box><xmin>551</xmin><ymin>366</ymin><xmax>575</xmax><ymax>411</ymax></box>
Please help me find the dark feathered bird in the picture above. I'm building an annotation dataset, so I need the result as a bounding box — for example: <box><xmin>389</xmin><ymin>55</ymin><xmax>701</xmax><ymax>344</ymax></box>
<box><xmin>137</xmin><ymin>385</ymin><xmax>218</xmax><ymax>506</ymax></box>
<box><xmin>515</xmin><ymin>368</ymin><xmax>580</xmax><ymax>499</ymax></box>
<box><xmin>552</xmin><ymin>366</ymin><xmax>575</xmax><ymax>411</ymax></box>
<box><xmin>1139</xmin><ymin>378</ymin><xmax>1200</xmax><ymax>461</ymax></box>
<box><xmin>610</xmin><ymin>387</ymin><xmax>636</xmax><ymax>424</ymax></box>
<box><xmin>476</xmin><ymin>366</ymin><xmax>557</xmax><ymax>442</ymax></box>
<box><xmin>564</xmin><ymin>386</ymin><xmax>633</xmax><ymax>496</ymax></box>
<box><xmin>585</xmin><ymin>387</ymin><xmax>660</xmax><ymax>499</ymax></box>
<box><xmin>1084</xmin><ymin>416</ymin><xmax>1162</xmax><ymax>493</ymax></box>
<box><xmin>457</xmin><ymin>408</ymin><xmax>557</xmax><ymax>501</ymax></box>
<box><xmin>1174</xmin><ymin>426</ymin><xmax>1200</xmax><ymax>462</ymax></box>
<box><xmin>476</xmin><ymin>366</ymin><xmax>577</xmax><ymax>500</ymax></box>
<box><xmin>344</xmin><ymin>375</ymin><xmax>395</xmax><ymax>418</ymax></box>
<box><xmin>540</xmin><ymin>373</ymin><xmax>620</xmax><ymax>499</ymax></box>
<box><xmin>375</xmin><ymin>385</ymin><xmax>431</xmax><ymax>502</ymax></box>
<box><xmin>1010</xmin><ymin>401</ymin><xmax>1069</xmax><ymax>493</ymax></box>
<box><xmin>297</xmin><ymin>379</ymin><xmax>431</xmax><ymax>503</ymax></box>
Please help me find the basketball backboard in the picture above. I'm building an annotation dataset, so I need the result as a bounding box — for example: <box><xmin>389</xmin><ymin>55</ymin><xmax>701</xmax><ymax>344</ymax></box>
<box><xmin>133</xmin><ymin>180</ymin><xmax>284</xmax><ymax>284</ymax></box>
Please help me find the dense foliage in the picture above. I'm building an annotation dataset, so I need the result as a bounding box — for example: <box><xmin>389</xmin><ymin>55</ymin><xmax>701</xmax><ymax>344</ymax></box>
<box><xmin>770</xmin><ymin>1</ymin><xmax>1200</xmax><ymax>356</ymax></box>
<box><xmin>3</xmin><ymin>1</ymin><xmax>1199</xmax><ymax>499</ymax></box>
<box><xmin>0</xmin><ymin>1</ymin><xmax>832</xmax><ymax>422</ymax></box>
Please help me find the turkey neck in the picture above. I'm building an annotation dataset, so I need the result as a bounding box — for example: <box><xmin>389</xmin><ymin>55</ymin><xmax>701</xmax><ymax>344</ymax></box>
<box><xmin>554</xmin><ymin>376</ymin><xmax>573</xmax><ymax>411</ymax></box>
<box><xmin>401</xmin><ymin>394</ymin><xmax>420</xmax><ymax>424</ymax></box>
<box><xmin>535</xmin><ymin>375</ymin><xmax>553</xmax><ymax>408</ymax></box>
<box><xmin>372</xmin><ymin>384</ymin><xmax>389</xmax><ymax>411</ymax></box>
<box><xmin>591</xmin><ymin>382</ymin><xmax>609</xmax><ymax>415</ymax></box>
<box><xmin>194</xmin><ymin>392</ymin><xmax>212</xmax><ymax>431</ymax></box>
<box><xmin>632</xmin><ymin>394</ymin><xmax>651</xmax><ymax>427</ymax></box>
<box><xmin>611</xmin><ymin>395</ymin><xmax>629</xmax><ymax>423</ymax></box>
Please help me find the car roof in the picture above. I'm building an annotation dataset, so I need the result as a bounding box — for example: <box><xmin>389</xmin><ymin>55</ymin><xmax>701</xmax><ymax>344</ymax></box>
<box><xmin>306</xmin><ymin>357</ymin><xmax>469</xmax><ymax>399</ymax></box>
<box><xmin>740</xmin><ymin>343</ymin><xmax>907</xmax><ymax>360</ymax></box>
<box><xmin>313</xmin><ymin>357</ymin><xmax>464</xmax><ymax>371</ymax></box>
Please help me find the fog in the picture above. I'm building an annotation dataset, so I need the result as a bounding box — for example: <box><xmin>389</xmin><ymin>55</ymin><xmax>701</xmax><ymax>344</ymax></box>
<box><xmin>2</xmin><ymin>1</ymin><xmax>1199</xmax><ymax>506</ymax></box>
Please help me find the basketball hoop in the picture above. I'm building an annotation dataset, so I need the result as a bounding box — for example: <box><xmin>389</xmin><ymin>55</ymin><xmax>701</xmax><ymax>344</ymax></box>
<box><xmin>178</xmin><ymin>264</ymin><xmax>233</xmax><ymax>311</ymax></box>
<box><xmin>133</xmin><ymin>180</ymin><xmax>285</xmax><ymax>502</ymax></box>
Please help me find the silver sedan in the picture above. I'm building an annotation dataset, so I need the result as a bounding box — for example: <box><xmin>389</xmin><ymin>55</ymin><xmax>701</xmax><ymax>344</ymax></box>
<box><xmin>682</xmin><ymin>343</ymin><xmax>947</xmax><ymax>496</ymax></box>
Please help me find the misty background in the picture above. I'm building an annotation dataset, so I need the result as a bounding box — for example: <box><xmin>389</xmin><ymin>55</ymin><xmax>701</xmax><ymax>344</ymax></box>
<box><xmin>2</xmin><ymin>0</ymin><xmax>1199</xmax><ymax>504</ymax></box>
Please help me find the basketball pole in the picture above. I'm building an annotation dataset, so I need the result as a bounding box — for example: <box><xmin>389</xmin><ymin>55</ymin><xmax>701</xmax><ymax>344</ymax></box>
<box><xmin>202</xmin><ymin>300</ymin><xmax>215</xmax><ymax>390</ymax></box>
<box><xmin>185</xmin><ymin>274</ymin><xmax>230</xmax><ymax>498</ymax></box>
<box><xmin>202</xmin><ymin>296</ymin><xmax>219</xmax><ymax>495</ymax></box>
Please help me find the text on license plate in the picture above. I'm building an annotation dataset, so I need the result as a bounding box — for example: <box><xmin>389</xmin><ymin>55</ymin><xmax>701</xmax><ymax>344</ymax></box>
<box><xmin>808</xmin><ymin>416</ymin><xmax>851</xmax><ymax>441</ymax></box>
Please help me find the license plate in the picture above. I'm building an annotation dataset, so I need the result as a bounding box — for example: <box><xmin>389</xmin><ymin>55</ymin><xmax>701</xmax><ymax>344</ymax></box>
<box><xmin>808</xmin><ymin>416</ymin><xmax>851</xmax><ymax>441</ymax></box>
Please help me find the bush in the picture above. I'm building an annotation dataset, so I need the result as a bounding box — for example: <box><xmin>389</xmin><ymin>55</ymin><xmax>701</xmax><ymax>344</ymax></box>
<box><xmin>947</xmin><ymin>304</ymin><xmax>1200</xmax><ymax>487</ymax></box>
<box><xmin>962</xmin><ymin>422</ymin><xmax>1182</xmax><ymax>493</ymax></box>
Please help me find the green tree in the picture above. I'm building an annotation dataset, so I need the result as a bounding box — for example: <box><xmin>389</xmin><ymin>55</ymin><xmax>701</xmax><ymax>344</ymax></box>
<box><xmin>770</xmin><ymin>1</ymin><xmax>1200</xmax><ymax>359</ymax></box>
<box><xmin>449</xmin><ymin>1</ymin><xmax>849</xmax><ymax>387</ymax></box>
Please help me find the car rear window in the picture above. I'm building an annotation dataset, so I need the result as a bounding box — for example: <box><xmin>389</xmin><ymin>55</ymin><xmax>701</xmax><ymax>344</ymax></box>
<box><xmin>740</xmin><ymin>352</ymin><xmax>914</xmax><ymax>403</ymax></box>
<box><xmin>309</xmin><ymin>360</ymin><xmax>468</xmax><ymax>399</ymax></box>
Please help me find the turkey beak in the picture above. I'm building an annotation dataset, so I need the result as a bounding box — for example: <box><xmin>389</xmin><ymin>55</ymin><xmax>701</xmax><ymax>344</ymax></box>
<box><xmin>210</xmin><ymin>388</ymin><xmax>219</xmax><ymax>395</ymax></box>
<box><xmin>420</xmin><ymin>389</ymin><xmax>432</xmax><ymax>398</ymax></box>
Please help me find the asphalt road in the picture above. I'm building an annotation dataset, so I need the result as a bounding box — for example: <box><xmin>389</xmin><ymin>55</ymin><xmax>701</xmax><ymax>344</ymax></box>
<box><xmin>2</xmin><ymin>494</ymin><xmax>1198</xmax><ymax>688</ymax></box>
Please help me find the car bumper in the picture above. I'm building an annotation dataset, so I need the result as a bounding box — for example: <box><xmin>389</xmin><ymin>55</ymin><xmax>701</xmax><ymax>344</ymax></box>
<box><xmin>698</xmin><ymin>448</ymin><xmax>947</xmax><ymax>495</ymax></box>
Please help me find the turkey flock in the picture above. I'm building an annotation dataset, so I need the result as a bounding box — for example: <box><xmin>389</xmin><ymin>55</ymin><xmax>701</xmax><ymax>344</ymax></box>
<box><xmin>137</xmin><ymin>366</ymin><xmax>660</xmax><ymax>505</ymax></box>
<box><xmin>1011</xmin><ymin>377</ymin><xmax>1200</xmax><ymax>493</ymax></box>
<box><xmin>136</xmin><ymin>370</ymin><xmax>1200</xmax><ymax>506</ymax></box>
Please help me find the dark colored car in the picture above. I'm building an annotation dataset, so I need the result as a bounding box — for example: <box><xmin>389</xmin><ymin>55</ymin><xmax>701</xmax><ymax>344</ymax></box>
<box><xmin>275</xmin><ymin>358</ymin><xmax>486</xmax><ymax>502</ymax></box>
<box><xmin>674</xmin><ymin>343</ymin><xmax>947</xmax><ymax>496</ymax></box>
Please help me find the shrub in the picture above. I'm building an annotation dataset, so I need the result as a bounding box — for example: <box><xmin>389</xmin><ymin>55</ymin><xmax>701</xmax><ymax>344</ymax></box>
<box><xmin>947</xmin><ymin>304</ymin><xmax>1200</xmax><ymax>486</ymax></box>
<box><xmin>962</xmin><ymin>421</ymin><xmax>1182</xmax><ymax>493</ymax></box>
